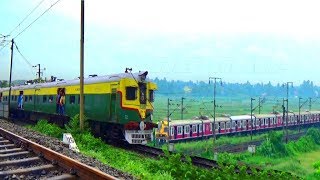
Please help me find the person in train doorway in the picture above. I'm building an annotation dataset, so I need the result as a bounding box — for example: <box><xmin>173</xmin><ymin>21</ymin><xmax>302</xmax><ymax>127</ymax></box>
<box><xmin>56</xmin><ymin>90</ymin><xmax>61</xmax><ymax>114</ymax></box>
<box><xmin>59</xmin><ymin>91</ymin><xmax>65</xmax><ymax>115</ymax></box>
<box><xmin>17</xmin><ymin>93</ymin><xmax>23</xmax><ymax>109</ymax></box>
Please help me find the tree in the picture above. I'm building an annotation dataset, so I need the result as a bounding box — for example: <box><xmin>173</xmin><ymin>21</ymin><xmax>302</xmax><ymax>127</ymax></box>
<box><xmin>0</xmin><ymin>80</ymin><xmax>8</xmax><ymax>88</ymax></box>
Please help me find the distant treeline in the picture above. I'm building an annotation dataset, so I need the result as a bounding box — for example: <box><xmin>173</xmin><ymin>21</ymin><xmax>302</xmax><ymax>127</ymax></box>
<box><xmin>2</xmin><ymin>79</ymin><xmax>319</xmax><ymax>98</ymax></box>
<box><xmin>153</xmin><ymin>78</ymin><xmax>319</xmax><ymax>98</ymax></box>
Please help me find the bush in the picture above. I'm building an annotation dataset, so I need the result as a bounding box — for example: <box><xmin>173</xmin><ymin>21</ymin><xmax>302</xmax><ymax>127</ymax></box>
<box><xmin>31</xmin><ymin>119</ymin><xmax>64</xmax><ymax>138</ymax></box>
<box><xmin>65</xmin><ymin>114</ymin><xmax>90</xmax><ymax>134</ymax></box>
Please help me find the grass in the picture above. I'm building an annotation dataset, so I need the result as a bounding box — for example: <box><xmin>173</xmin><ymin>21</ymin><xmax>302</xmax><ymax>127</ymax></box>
<box><xmin>172</xmin><ymin>129</ymin><xmax>298</xmax><ymax>156</ymax></box>
<box><xmin>27</xmin><ymin>118</ymin><xmax>291</xmax><ymax>179</ymax></box>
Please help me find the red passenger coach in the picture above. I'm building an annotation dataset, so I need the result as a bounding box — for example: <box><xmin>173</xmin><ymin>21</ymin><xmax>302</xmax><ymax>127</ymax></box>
<box><xmin>162</xmin><ymin>110</ymin><xmax>320</xmax><ymax>143</ymax></box>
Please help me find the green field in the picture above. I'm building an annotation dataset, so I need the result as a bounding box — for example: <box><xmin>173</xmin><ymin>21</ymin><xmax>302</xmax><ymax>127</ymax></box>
<box><xmin>153</xmin><ymin>95</ymin><xmax>320</xmax><ymax>121</ymax></box>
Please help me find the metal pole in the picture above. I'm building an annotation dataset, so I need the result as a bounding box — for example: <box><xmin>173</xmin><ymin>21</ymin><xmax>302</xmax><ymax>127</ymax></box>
<box><xmin>250</xmin><ymin>98</ymin><xmax>255</xmax><ymax>140</ymax></box>
<box><xmin>213</xmin><ymin>78</ymin><xmax>216</xmax><ymax>139</ymax></box>
<box><xmin>167</xmin><ymin>98</ymin><xmax>170</xmax><ymax>143</ymax></box>
<box><xmin>285</xmin><ymin>82</ymin><xmax>293</xmax><ymax>143</ymax></box>
<box><xmin>299</xmin><ymin>97</ymin><xmax>301</xmax><ymax>133</ymax></box>
<box><xmin>8</xmin><ymin>39</ymin><xmax>14</xmax><ymax>118</ymax></box>
<box><xmin>38</xmin><ymin>64</ymin><xmax>41</xmax><ymax>81</ymax></box>
<box><xmin>258</xmin><ymin>97</ymin><xmax>261</xmax><ymax>114</ymax></box>
<box><xmin>80</xmin><ymin>0</ymin><xmax>85</xmax><ymax>130</ymax></box>
<box><xmin>309</xmin><ymin>97</ymin><xmax>312</xmax><ymax>111</ymax></box>
<box><xmin>181</xmin><ymin>97</ymin><xmax>185</xmax><ymax>120</ymax></box>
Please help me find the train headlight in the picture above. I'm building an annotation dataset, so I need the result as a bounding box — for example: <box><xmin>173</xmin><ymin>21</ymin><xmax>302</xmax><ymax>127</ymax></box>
<box><xmin>140</xmin><ymin>121</ymin><xmax>145</xmax><ymax>130</ymax></box>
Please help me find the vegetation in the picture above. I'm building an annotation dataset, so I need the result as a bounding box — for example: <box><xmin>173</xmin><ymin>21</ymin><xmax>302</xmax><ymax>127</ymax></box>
<box><xmin>28</xmin><ymin>115</ymin><xmax>293</xmax><ymax>179</ymax></box>
<box><xmin>154</xmin><ymin>78</ymin><xmax>318</xmax><ymax>98</ymax></box>
<box><xmin>173</xmin><ymin>129</ymin><xmax>298</xmax><ymax>156</ymax></box>
<box><xmin>177</xmin><ymin>128</ymin><xmax>320</xmax><ymax>178</ymax></box>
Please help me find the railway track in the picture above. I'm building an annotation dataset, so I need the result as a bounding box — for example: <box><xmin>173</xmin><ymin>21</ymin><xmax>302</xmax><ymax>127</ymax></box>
<box><xmin>216</xmin><ymin>131</ymin><xmax>306</xmax><ymax>153</ymax></box>
<box><xmin>0</xmin><ymin>127</ymin><xmax>116</xmax><ymax>180</ymax></box>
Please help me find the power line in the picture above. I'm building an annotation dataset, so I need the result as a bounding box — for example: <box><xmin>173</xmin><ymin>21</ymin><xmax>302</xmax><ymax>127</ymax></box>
<box><xmin>14</xmin><ymin>43</ymin><xmax>34</xmax><ymax>68</ymax></box>
<box><xmin>8</xmin><ymin>0</ymin><xmax>47</xmax><ymax>36</ymax></box>
<box><xmin>13</xmin><ymin>0</ymin><xmax>62</xmax><ymax>40</ymax></box>
<box><xmin>0</xmin><ymin>0</ymin><xmax>62</xmax><ymax>53</ymax></box>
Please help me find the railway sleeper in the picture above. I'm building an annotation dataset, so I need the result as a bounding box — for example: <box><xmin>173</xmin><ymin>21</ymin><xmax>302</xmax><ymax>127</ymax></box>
<box><xmin>0</xmin><ymin>147</ymin><xmax>23</xmax><ymax>154</ymax></box>
<box><xmin>46</xmin><ymin>173</ymin><xmax>77</xmax><ymax>180</ymax></box>
<box><xmin>0</xmin><ymin>151</ymin><xmax>30</xmax><ymax>159</ymax></box>
<box><xmin>0</xmin><ymin>157</ymin><xmax>41</xmax><ymax>166</ymax></box>
<box><xmin>0</xmin><ymin>164</ymin><xmax>55</xmax><ymax>178</ymax></box>
<box><xmin>0</xmin><ymin>140</ymin><xmax>10</xmax><ymax>144</ymax></box>
<box><xmin>0</xmin><ymin>144</ymin><xmax>15</xmax><ymax>149</ymax></box>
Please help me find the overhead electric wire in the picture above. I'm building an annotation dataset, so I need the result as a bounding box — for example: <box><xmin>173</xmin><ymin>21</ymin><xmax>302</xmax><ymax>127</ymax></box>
<box><xmin>13</xmin><ymin>0</ymin><xmax>62</xmax><ymax>40</ymax></box>
<box><xmin>14</xmin><ymin>43</ymin><xmax>34</xmax><ymax>68</ymax></box>
<box><xmin>14</xmin><ymin>43</ymin><xmax>36</xmax><ymax>77</ymax></box>
<box><xmin>1</xmin><ymin>0</ymin><xmax>62</xmax><ymax>53</ymax></box>
<box><xmin>8</xmin><ymin>0</ymin><xmax>47</xmax><ymax>36</ymax></box>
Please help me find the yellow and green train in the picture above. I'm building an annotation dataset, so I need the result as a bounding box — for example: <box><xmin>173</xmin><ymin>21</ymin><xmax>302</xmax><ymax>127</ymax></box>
<box><xmin>0</xmin><ymin>71</ymin><xmax>157</xmax><ymax>144</ymax></box>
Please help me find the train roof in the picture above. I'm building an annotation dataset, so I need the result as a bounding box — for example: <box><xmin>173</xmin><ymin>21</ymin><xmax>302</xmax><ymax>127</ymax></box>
<box><xmin>230</xmin><ymin>115</ymin><xmax>252</xmax><ymax>120</ymax></box>
<box><xmin>254</xmin><ymin>114</ymin><xmax>277</xmax><ymax>118</ymax></box>
<box><xmin>168</xmin><ymin>117</ymin><xmax>231</xmax><ymax>126</ymax></box>
<box><xmin>0</xmin><ymin>72</ymin><xmax>152</xmax><ymax>91</ymax></box>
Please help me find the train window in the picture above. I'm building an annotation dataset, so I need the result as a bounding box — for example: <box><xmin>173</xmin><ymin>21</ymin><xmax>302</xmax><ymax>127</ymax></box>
<box><xmin>243</xmin><ymin>120</ymin><xmax>247</xmax><ymax>127</ymax></box>
<box><xmin>149</xmin><ymin>90</ymin><xmax>154</xmax><ymax>102</ymax></box>
<box><xmin>210</xmin><ymin>123</ymin><xmax>212</xmax><ymax>131</ymax></box>
<box><xmin>184</xmin><ymin>126</ymin><xmax>190</xmax><ymax>134</ymax></box>
<box><xmin>199</xmin><ymin>124</ymin><xmax>202</xmax><ymax>133</ymax></box>
<box><xmin>49</xmin><ymin>96</ymin><xmax>53</xmax><ymax>103</ymax></box>
<box><xmin>69</xmin><ymin>95</ymin><xmax>75</xmax><ymax>104</ymax></box>
<box><xmin>43</xmin><ymin>96</ymin><xmax>47</xmax><ymax>103</ymax></box>
<box><xmin>220</xmin><ymin>123</ymin><xmax>225</xmax><ymax>130</ymax></box>
<box><xmin>170</xmin><ymin>127</ymin><xmax>174</xmax><ymax>136</ymax></box>
<box><xmin>226</xmin><ymin>122</ymin><xmax>230</xmax><ymax>129</ymax></box>
<box><xmin>29</xmin><ymin>96</ymin><xmax>33</xmax><ymax>102</ymax></box>
<box><xmin>24</xmin><ymin>96</ymin><xmax>28</xmax><ymax>102</ymax></box>
<box><xmin>215</xmin><ymin>123</ymin><xmax>219</xmax><ymax>130</ymax></box>
<box><xmin>232</xmin><ymin>121</ymin><xmax>235</xmax><ymax>128</ymax></box>
<box><xmin>126</xmin><ymin>87</ymin><xmax>137</xmax><ymax>100</ymax></box>
<box><xmin>177</xmin><ymin>126</ymin><xmax>182</xmax><ymax>135</ymax></box>
<box><xmin>192</xmin><ymin>125</ymin><xmax>197</xmax><ymax>133</ymax></box>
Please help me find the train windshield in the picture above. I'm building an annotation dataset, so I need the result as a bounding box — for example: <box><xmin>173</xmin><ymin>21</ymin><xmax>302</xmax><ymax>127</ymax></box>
<box><xmin>126</xmin><ymin>87</ymin><xmax>137</xmax><ymax>100</ymax></box>
<box><xmin>149</xmin><ymin>90</ymin><xmax>154</xmax><ymax>102</ymax></box>
<box><xmin>138</xmin><ymin>83</ymin><xmax>147</xmax><ymax>104</ymax></box>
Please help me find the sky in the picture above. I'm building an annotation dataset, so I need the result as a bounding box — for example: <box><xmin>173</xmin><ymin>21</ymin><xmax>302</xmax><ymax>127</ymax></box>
<box><xmin>1</xmin><ymin>0</ymin><xmax>320</xmax><ymax>85</ymax></box>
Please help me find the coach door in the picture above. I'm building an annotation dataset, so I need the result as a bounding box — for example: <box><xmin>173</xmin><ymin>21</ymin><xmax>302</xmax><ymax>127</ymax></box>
<box><xmin>110</xmin><ymin>85</ymin><xmax>117</xmax><ymax>122</ymax></box>
<box><xmin>33</xmin><ymin>86</ymin><xmax>40</xmax><ymax>111</ymax></box>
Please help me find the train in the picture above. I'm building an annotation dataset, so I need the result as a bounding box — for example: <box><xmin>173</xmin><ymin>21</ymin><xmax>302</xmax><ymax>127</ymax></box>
<box><xmin>0</xmin><ymin>70</ymin><xmax>157</xmax><ymax>144</ymax></box>
<box><xmin>155</xmin><ymin>111</ymin><xmax>320</xmax><ymax>142</ymax></box>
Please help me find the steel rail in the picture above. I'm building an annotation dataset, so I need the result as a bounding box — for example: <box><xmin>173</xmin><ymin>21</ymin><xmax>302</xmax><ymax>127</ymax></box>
<box><xmin>0</xmin><ymin>127</ymin><xmax>117</xmax><ymax>180</ymax></box>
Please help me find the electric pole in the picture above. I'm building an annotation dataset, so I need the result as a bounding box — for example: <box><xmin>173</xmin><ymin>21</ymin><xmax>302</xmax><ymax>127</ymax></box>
<box><xmin>181</xmin><ymin>97</ymin><xmax>185</xmax><ymax>120</ymax></box>
<box><xmin>32</xmin><ymin>64</ymin><xmax>45</xmax><ymax>82</ymax></box>
<box><xmin>285</xmin><ymin>82</ymin><xmax>293</xmax><ymax>143</ymax></box>
<box><xmin>258</xmin><ymin>97</ymin><xmax>261</xmax><ymax>114</ymax></box>
<box><xmin>80</xmin><ymin>0</ymin><xmax>85</xmax><ymax>130</ymax></box>
<box><xmin>209</xmin><ymin>77</ymin><xmax>222</xmax><ymax>140</ymax></box>
<box><xmin>8</xmin><ymin>39</ymin><xmax>14</xmax><ymax>117</ymax></box>
<box><xmin>309</xmin><ymin>97</ymin><xmax>312</xmax><ymax>111</ymax></box>
<box><xmin>250</xmin><ymin>98</ymin><xmax>255</xmax><ymax>140</ymax></box>
<box><xmin>298</xmin><ymin>97</ymin><xmax>308</xmax><ymax>133</ymax></box>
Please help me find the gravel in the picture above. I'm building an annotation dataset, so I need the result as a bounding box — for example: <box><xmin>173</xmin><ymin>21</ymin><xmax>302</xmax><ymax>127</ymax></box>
<box><xmin>0</xmin><ymin>119</ymin><xmax>133</xmax><ymax>180</ymax></box>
